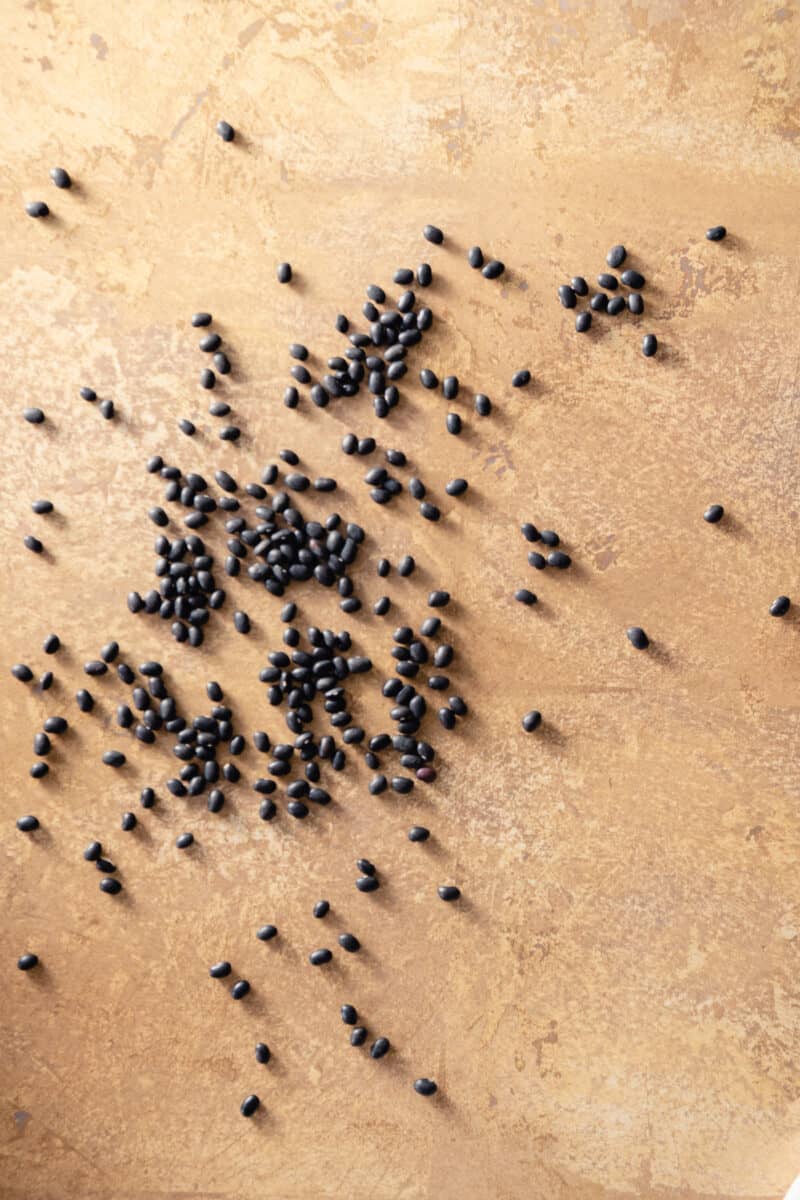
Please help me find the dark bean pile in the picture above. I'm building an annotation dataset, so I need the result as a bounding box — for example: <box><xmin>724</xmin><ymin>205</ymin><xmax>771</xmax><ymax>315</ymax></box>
<box><xmin>12</xmin><ymin>182</ymin><xmax>770</xmax><ymax>1125</ymax></box>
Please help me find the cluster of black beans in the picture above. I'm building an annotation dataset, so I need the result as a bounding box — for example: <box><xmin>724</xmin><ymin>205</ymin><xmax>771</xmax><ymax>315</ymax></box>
<box><xmin>190</xmin><ymin>313</ymin><xmax>238</xmax><ymax>440</ymax></box>
<box><xmin>24</xmin><ymin>165</ymin><xmax>72</xmax><ymax>219</ymax></box>
<box><xmin>558</xmin><ymin>244</ymin><xmax>657</xmax><ymax>356</ymax></box>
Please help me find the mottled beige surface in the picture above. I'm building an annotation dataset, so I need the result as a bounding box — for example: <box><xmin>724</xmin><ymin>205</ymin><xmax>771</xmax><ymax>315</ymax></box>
<box><xmin>1</xmin><ymin>2</ymin><xmax>799</xmax><ymax>1198</ymax></box>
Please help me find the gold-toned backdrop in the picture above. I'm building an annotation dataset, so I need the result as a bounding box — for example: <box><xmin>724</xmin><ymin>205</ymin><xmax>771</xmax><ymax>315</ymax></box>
<box><xmin>1</xmin><ymin>2</ymin><xmax>798</xmax><ymax>1198</ymax></box>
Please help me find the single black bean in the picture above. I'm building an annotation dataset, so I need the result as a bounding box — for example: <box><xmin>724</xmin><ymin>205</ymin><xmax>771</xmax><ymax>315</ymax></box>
<box><xmin>309</xmin><ymin>948</ymin><xmax>332</xmax><ymax>965</ymax></box>
<box><xmin>607</xmin><ymin>296</ymin><xmax>626</xmax><ymax>315</ymax></box>
<box><xmin>575</xmin><ymin>312</ymin><xmax>592</xmax><ymax>333</ymax></box>
<box><xmin>416</xmin><ymin>263</ymin><xmax>432</xmax><ymax>286</ymax></box>
<box><xmin>12</xmin><ymin>664</ymin><xmax>33</xmax><ymax>683</ymax></box>
<box><xmin>341</xmin><ymin>1004</ymin><xmax>357</xmax><ymax>1025</ymax></box>
<box><xmin>99</xmin><ymin>878</ymin><xmax>122</xmax><ymax>894</ymax></box>
<box><xmin>26</xmin><ymin>201</ymin><xmax>49</xmax><ymax>218</ymax></box>
<box><xmin>255</xmin><ymin>1042</ymin><xmax>270</xmax><ymax>1064</ymax></box>
<box><xmin>209</xmin><ymin>961</ymin><xmax>231</xmax><ymax>978</ymax></box>
<box><xmin>23</xmin><ymin>407</ymin><xmax>45</xmax><ymax>424</ymax></box>
<box><xmin>438</xmin><ymin>885</ymin><xmax>461</xmax><ymax>901</ymax></box>
<box><xmin>703</xmin><ymin>504</ymin><xmax>724</xmax><ymax>524</ymax></box>
<box><xmin>356</xmin><ymin>875</ymin><xmax>379</xmax><ymax>892</ymax></box>
<box><xmin>33</xmin><ymin>732</ymin><xmax>51</xmax><ymax>756</ymax></box>
<box><xmin>18</xmin><ymin>953</ymin><xmax>39</xmax><ymax>970</ymax></box>
<box><xmin>482</xmin><ymin>260</ymin><xmax>504</xmax><ymax>279</ymax></box>
<box><xmin>770</xmin><ymin>596</ymin><xmax>790</xmax><ymax>617</ymax></box>
<box><xmin>408</xmin><ymin>825</ymin><xmax>430</xmax><ymax>842</ymax></box>
<box><xmin>102</xmin><ymin>750</ymin><xmax>125</xmax><ymax>767</ymax></box>
<box><xmin>590</xmin><ymin>292</ymin><xmax>608</xmax><ymax>313</ymax></box>
<box><xmin>474</xmin><ymin>393</ymin><xmax>491</xmax><ymax>416</ymax></box>
<box><xmin>121</xmin><ymin>812</ymin><xmax>136</xmax><ymax>831</ymax></box>
<box><xmin>626</xmin><ymin>626</ymin><xmax>649</xmax><ymax>650</ymax></box>
<box><xmin>515</xmin><ymin>588</ymin><xmax>537</xmax><ymax>605</ymax></box>
<box><xmin>140</xmin><ymin>787</ymin><xmax>155</xmax><ymax>809</ymax></box>
<box><xmin>50</xmin><ymin>166</ymin><xmax>72</xmax><ymax>188</ymax></box>
<box><xmin>606</xmin><ymin>245</ymin><xmax>626</xmax><ymax>268</ymax></box>
<box><xmin>32</xmin><ymin>499</ymin><xmax>53</xmax><ymax>514</ymax></box>
<box><xmin>420</xmin><ymin>368</ymin><xmax>438</xmax><ymax>389</ymax></box>
<box><xmin>240</xmin><ymin>1095</ymin><xmax>260</xmax><ymax>1118</ymax></box>
<box><xmin>17</xmin><ymin>815</ymin><xmax>40</xmax><ymax>832</ymax></box>
<box><xmin>642</xmin><ymin>334</ymin><xmax>658</xmax><ymax>357</ymax></box>
<box><xmin>468</xmin><ymin>245</ymin><xmax>483</xmax><ymax>268</ymax></box>
<box><xmin>176</xmin><ymin>832</ymin><xmax>194</xmax><ymax>849</ymax></box>
<box><xmin>621</xmin><ymin>269</ymin><xmax>645</xmax><ymax>289</ymax></box>
<box><xmin>442</xmin><ymin>375</ymin><xmax>459</xmax><ymax>400</ymax></box>
<box><xmin>276</xmin><ymin>262</ymin><xmax>292</xmax><ymax>283</ymax></box>
<box><xmin>191</xmin><ymin>312</ymin><xmax>212</xmax><ymax>327</ymax></box>
<box><xmin>216</xmin><ymin>119</ymin><xmax>234</xmax><ymax>141</ymax></box>
<box><xmin>370</xmin><ymin>1037</ymin><xmax>390</xmax><ymax>1059</ymax></box>
<box><xmin>445</xmin><ymin>478</ymin><xmax>468</xmax><ymax>496</ymax></box>
<box><xmin>338</xmin><ymin>932</ymin><xmax>360</xmax><ymax>953</ymax></box>
<box><xmin>200</xmin><ymin>368</ymin><xmax>215</xmax><ymax>389</ymax></box>
<box><xmin>512</xmin><ymin>369</ymin><xmax>531</xmax><ymax>388</ymax></box>
<box><xmin>627</xmin><ymin>293</ymin><xmax>644</xmax><ymax>314</ymax></box>
<box><xmin>706</xmin><ymin>225</ymin><xmax>727</xmax><ymax>241</ymax></box>
<box><xmin>548</xmin><ymin>551</ymin><xmax>571</xmax><ymax>568</ymax></box>
<box><xmin>597</xmin><ymin>273</ymin><xmax>618</xmax><ymax>290</ymax></box>
<box><xmin>231</xmin><ymin>979</ymin><xmax>250</xmax><ymax>999</ymax></box>
<box><xmin>558</xmin><ymin>285</ymin><xmax>576</xmax><ymax>308</ymax></box>
<box><xmin>24</xmin><ymin>535</ymin><xmax>43</xmax><ymax>553</ymax></box>
<box><xmin>522</xmin><ymin>709</ymin><xmax>541</xmax><ymax>732</ymax></box>
<box><xmin>412</xmin><ymin>1078</ymin><xmax>438</xmax><ymax>1098</ymax></box>
<box><xmin>76</xmin><ymin>688</ymin><xmax>93</xmax><ymax>711</ymax></box>
<box><xmin>423</xmin><ymin>224</ymin><xmax>443</xmax><ymax>244</ymax></box>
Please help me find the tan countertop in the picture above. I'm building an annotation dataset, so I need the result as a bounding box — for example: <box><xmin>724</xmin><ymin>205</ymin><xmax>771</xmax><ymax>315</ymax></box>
<box><xmin>1</xmin><ymin>2</ymin><xmax>798</xmax><ymax>1198</ymax></box>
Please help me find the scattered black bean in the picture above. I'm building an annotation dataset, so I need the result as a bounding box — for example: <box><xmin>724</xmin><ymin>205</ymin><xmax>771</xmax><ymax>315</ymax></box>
<box><xmin>256</xmin><ymin>925</ymin><xmax>278</xmax><ymax>941</ymax></box>
<box><xmin>607</xmin><ymin>296</ymin><xmax>626</xmax><ymax>316</ymax></box>
<box><xmin>338</xmin><ymin>932</ymin><xmax>360</xmax><ymax>953</ymax></box>
<box><xmin>24</xmin><ymin>535</ymin><xmax>43</xmax><ymax>553</ymax></box>
<box><xmin>770</xmin><ymin>596</ymin><xmax>790</xmax><ymax>617</ymax></box>
<box><xmin>99</xmin><ymin>878</ymin><xmax>122</xmax><ymax>895</ymax></box>
<box><xmin>590</xmin><ymin>293</ymin><xmax>608</xmax><ymax>313</ymax></box>
<box><xmin>482</xmin><ymin>260</ymin><xmax>504</xmax><ymax>279</ymax></box>
<box><xmin>350</xmin><ymin>1027</ymin><xmax>367</xmax><ymax>1046</ymax></box>
<box><xmin>706</xmin><ymin>225</ymin><xmax>727</xmax><ymax>241</ymax></box>
<box><xmin>621</xmin><ymin>269</ymin><xmax>645</xmax><ymax>289</ymax></box>
<box><xmin>209</xmin><ymin>961</ymin><xmax>231</xmax><ymax>978</ymax></box>
<box><xmin>438</xmin><ymin>885</ymin><xmax>461</xmax><ymax>901</ymax></box>
<box><xmin>277</xmin><ymin>262</ymin><xmax>292</xmax><ymax>283</ymax></box>
<box><xmin>102</xmin><ymin>750</ymin><xmax>126</xmax><ymax>768</ymax></box>
<box><xmin>522</xmin><ymin>710</ymin><xmax>542</xmax><ymax>732</ymax></box>
<box><xmin>370</xmin><ymin>1037</ymin><xmax>390</xmax><ymax>1059</ymax></box>
<box><xmin>17</xmin><ymin>815</ymin><xmax>40</xmax><ymax>832</ymax></box>
<box><xmin>414</xmin><ymin>1078</ymin><xmax>438</xmax><ymax>1096</ymax></box>
<box><xmin>231</xmin><ymin>979</ymin><xmax>250</xmax><ymax>999</ymax></box>
<box><xmin>216</xmin><ymin>120</ymin><xmax>234</xmax><ymax>141</ymax></box>
<box><xmin>627</xmin><ymin>293</ymin><xmax>644</xmax><ymax>314</ymax></box>
<box><xmin>575</xmin><ymin>312</ymin><xmax>592</xmax><ymax>333</ymax></box>
<box><xmin>703</xmin><ymin>504</ymin><xmax>724</xmax><ymax>524</ymax></box>
<box><xmin>558</xmin><ymin>285</ymin><xmax>577</xmax><ymax>308</ymax></box>
<box><xmin>597</xmin><ymin>273</ymin><xmax>618</xmax><ymax>290</ymax></box>
<box><xmin>18</xmin><ymin>953</ymin><xmax>39</xmax><ymax>970</ymax></box>
<box><xmin>26</xmin><ymin>201</ymin><xmax>49</xmax><ymax>218</ymax></box>
<box><xmin>474</xmin><ymin>393</ymin><xmax>491</xmax><ymax>416</ymax></box>
<box><xmin>626</xmin><ymin>626</ymin><xmax>649</xmax><ymax>650</ymax></box>
<box><xmin>176</xmin><ymin>832</ymin><xmax>194</xmax><ymax>849</ymax></box>
<box><xmin>309</xmin><ymin>948</ymin><xmax>332</xmax><ymax>965</ymax></box>
<box><xmin>240</xmin><ymin>1095</ymin><xmax>260</xmax><ymax>1118</ymax></box>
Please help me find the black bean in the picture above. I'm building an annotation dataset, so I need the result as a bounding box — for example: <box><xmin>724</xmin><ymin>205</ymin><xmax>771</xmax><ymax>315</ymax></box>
<box><xmin>209</xmin><ymin>961</ymin><xmax>231</xmax><ymax>978</ymax></box>
<box><xmin>240</xmin><ymin>1094</ymin><xmax>260</xmax><ymax>1118</ymax></box>
<box><xmin>356</xmin><ymin>858</ymin><xmax>376</xmax><ymax>877</ymax></box>
<box><xmin>30</xmin><ymin>762</ymin><xmax>48</xmax><ymax>779</ymax></box>
<box><xmin>17</xmin><ymin>815</ymin><xmax>40</xmax><ymax>832</ymax></box>
<box><xmin>18</xmin><ymin>953</ymin><xmax>39</xmax><ymax>970</ymax></box>
<box><xmin>558</xmin><ymin>285</ymin><xmax>577</xmax><ymax>309</ymax></box>
<box><xmin>276</xmin><ymin>262</ymin><xmax>292</xmax><ymax>284</ymax></box>
<box><xmin>446</xmin><ymin>412</ymin><xmax>463</xmax><ymax>436</ymax></box>
<box><xmin>575</xmin><ymin>312</ymin><xmax>592</xmax><ymax>333</ymax></box>
<box><xmin>642</xmin><ymin>334</ymin><xmax>658</xmax><ymax>357</ymax></box>
<box><xmin>233</xmin><ymin>610</ymin><xmax>250</xmax><ymax>635</ymax></box>
<box><xmin>102</xmin><ymin>750</ymin><xmax>126</xmax><ymax>768</ymax></box>
<box><xmin>24</xmin><ymin>535</ymin><xmax>43</xmax><ymax>553</ymax></box>
<box><xmin>571</xmin><ymin>276</ymin><xmax>588</xmax><ymax>296</ymax></box>
<box><xmin>590</xmin><ymin>293</ymin><xmax>608</xmax><ymax>313</ymax></box>
<box><xmin>33</xmin><ymin>732</ymin><xmax>51</xmax><ymax>756</ymax></box>
<box><xmin>597</xmin><ymin>273</ymin><xmax>618</xmax><ymax>290</ymax></box>
<box><xmin>408</xmin><ymin>825</ymin><xmax>430</xmax><ymax>842</ymax></box>
<box><xmin>445</xmin><ymin>478</ymin><xmax>468</xmax><ymax>497</ymax></box>
<box><xmin>39</xmin><ymin>672</ymin><xmax>53</xmax><ymax>690</ymax></box>
<box><xmin>191</xmin><ymin>313</ymin><xmax>212</xmax><ymax>327</ymax></box>
<box><xmin>442</xmin><ymin>375</ymin><xmax>459</xmax><ymax>400</ymax></box>
<box><xmin>199</xmin><ymin>332</ymin><xmax>221</xmax><ymax>353</ymax></box>
<box><xmin>32</xmin><ymin>499</ymin><xmax>53</xmax><ymax>514</ymax></box>
<box><xmin>341</xmin><ymin>1004</ymin><xmax>358</xmax><ymax>1025</ymax></box>
<box><xmin>391</xmin><ymin>776</ymin><xmax>413</xmax><ymax>794</ymax></box>
<box><xmin>420</xmin><ymin>368</ymin><xmax>438</xmax><ymax>389</ymax></box>
<box><xmin>449</xmin><ymin>695</ymin><xmax>467</xmax><ymax>716</ymax></box>
<box><xmin>606</xmin><ymin>244</ymin><xmax>626</xmax><ymax>268</ymax></box>
<box><xmin>627</xmin><ymin>293</ymin><xmax>644</xmax><ymax>314</ymax></box>
<box><xmin>313</xmin><ymin>900</ymin><xmax>330</xmax><ymax>918</ymax></box>
<box><xmin>621</xmin><ymin>269</ymin><xmax>645</xmax><ymax>289</ymax></box>
<box><xmin>219</xmin><ymin>425</ymin><xmax>240</xmax><ymax>441</ymax></box>
<box><xmin>48</xmin><ymin>166</ymin><xmax>72</xmax><ymax>189</ymax></box>
<box><xmin>423</xmin><ymin>224</ymin><xmax>444</xmax><ymax>244</ymax></box>
<box><xmin>76</xmin><ymin>688</ymin><xmax>93</xmax><ymax>711</ymax></box>
<box><xmin>79</xmin><ymin>386</ymin><xmax>97</xmax><ymax>401</ymax></box>
<box><xmin>417</xmin><ymin>263</ymin><xmax>432</xmax><ymax>286</ymax></box>
<box><xmin>100</xmin><ymin>878</ymin><xmax>122</xmax><ymax>894</ymax></box>
<box><xmin>121</xmin><ymin>812</ymin><xmax>136</xmax><ymax>832</ymax></box>
<box><xmin>231</xmin><ymin>979</ymin><xmax>250</xmax><ymax>999</ymax></box>
<box><xmin>512</xmin><ymin>370</ymin><xmax>531</xmax><ymax>388</ymax></box>
<box><xmin>256</xmin><ymin>924</ymin><xmax>278</xmax><ymax>942</ymax></box>
<box><xmin>420</xmin><ymin>502</ymin><xmax>440</xmax><ymax>521</ymax></box>
<box><xmin>213</xmin><ymin>352</ymin><xmax>231</xmax><ymax>375</ymax></box>
<box><xmin>607</xmin><ymin>296</ymin><xmax>626</xmax><ymax>315</ymax></box>
<box><xmin>216</xmin><ymin>119</ymin><xmax>234</xmax><ymax>141</ymax></box>
<box><xmin>84</xmin><ymin>660</ymin><xmax>107</xmax><ymax>676</ymax></box>
<box><xmin>466</xmin><ymin>245</ymin><xmax>485</xmax><ymax>269</ymax></box>
<box><xmin>626</xmin><ymin>626</ymin><xmax>649</xmax><ymax>650</ymax></box>
<box><xmin>770</xmin><ymin>596</ymin><xmax>790</xmax><ymax>617</ymax></box>
<box><xmin>367</xmin><ymin>284</ymin><xmax>386</xmax><ymax>303</ymax></box>
<box><xmin>98</xmin><ymin>399</ymin><xmax>114</xmax><ymax>420</ymax></box>
<box><xmin>176</xmin><ymin>832</ymin><xmax>194</xmax><ymax>849</ymax></box>
<box><xmin>515</xmin><ymin>588</ymin><xmax>537</xmax><ymax>606</ymax></box>
<box><xmin>386</xmin><ymin>448</ymin><xmax>406</xmax><ymax>467</ymax></box>
<box><xmin>428</xmin><ymin>590</ymin><xmax>450</xmax><ymax>609</ymax></box>
<box><xmin>522</xmin><ymin>710</ymin><xmax>542</xmax><ymax>733</ymax></box>
<box><xmin>703</xmin><ymin>504</ymin><xmax>724</xmax><ymax>524</ymax></box>
<box><xmin>356</xmin><ymin>875</ymin><xmax>379</xmax><ymax>893</ymax></box>
<box><xmin>23</xmin><ymin>407</ymin><xmax>45</xmax><ymax>424</ymax></box>
<box><xmin>414</xmin><ymin>1078</ymin><xmax>438</xmax><ymax>1096</ymax></box>
<box><xmin>309</xmin><ymin>948</ymin><xmax>332</xmax><ymax>965</ymax></box>
<box><xmin>149</xmin><ymin>506</ymin><xmax>168</xmax><ymax>528</ymax></box>
<box><xmin>255</xmin><ymin>1042</ymin><xmax>270</xmax><ymax>1064</ymax></box>
<box><xmin>482</xmin><ymin>260</ymin><xmax>504</xmax><ymax>279</ymax></box>
<box><xmin>338</xmin><ymin>933</ymin><xmax>360</xmax><ymax>954</ymax></box>
<box><xmin>200</xmin><ymin>368</ymin><xmax>215</xmax><ymax>389</ymax></box>
<box><xmin>706</xmin><ymin>225</ymin><xmax>727</xmax><ymax>241</ymax></box>
<box><xmin>26</xmin><ymin>201</ymin><xmax>49</xmax><ymax>218</ymax></box>
<box><xmin>438</xmin><ymin>885</ymin><xmax>461</xmax><ymax>901</ymax></box>
<box><xmin>548</xmin><ymin>551</ymin><xmax>571</xmax><ymax>568</ymax></box>
<box><xmin>350</xmin><ymin>1026</ymin><xmax>367</xmax><ymax>1046</ymax></box>
<box><xmin>140</xmin><ymin>787</ymin><xmax>156</xmax><ymax>809</ymax></box>
<box><xmin>370</xmin><ymin>1037</ymin><xmax>390</xmax><ymax>1059</ymax></box>
<box><xmin>398</xmin><ymin>555</ymin><xmax>415</xmax><ymax>576</ymax></box>
<box><xmin>369</xmin><ymin>774</ymin><xmax>387</xmax><ymax>795</ymax></box>
<box><xmin>335</xmin><ymin>313</ymin><xmax>350</xmax><ymax>332</ymax></box>
<box><xmin>528</xmin><ymin>551</ymin><xmax>547</xmax><ymax>570</ymax></box>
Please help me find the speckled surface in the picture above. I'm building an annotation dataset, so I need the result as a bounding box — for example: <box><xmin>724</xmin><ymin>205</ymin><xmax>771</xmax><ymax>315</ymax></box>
<box><xmin>1</xmin><ymin>2</ymin><xmax>799</xmax><ymax>1198</ymax></box>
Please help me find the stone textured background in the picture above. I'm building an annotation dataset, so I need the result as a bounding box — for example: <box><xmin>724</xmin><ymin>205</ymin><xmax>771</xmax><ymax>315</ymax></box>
<box><xmin>1</xmin><ymin>2</ymin><xmax>798</xmax><ymax>1198</ymax></box>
